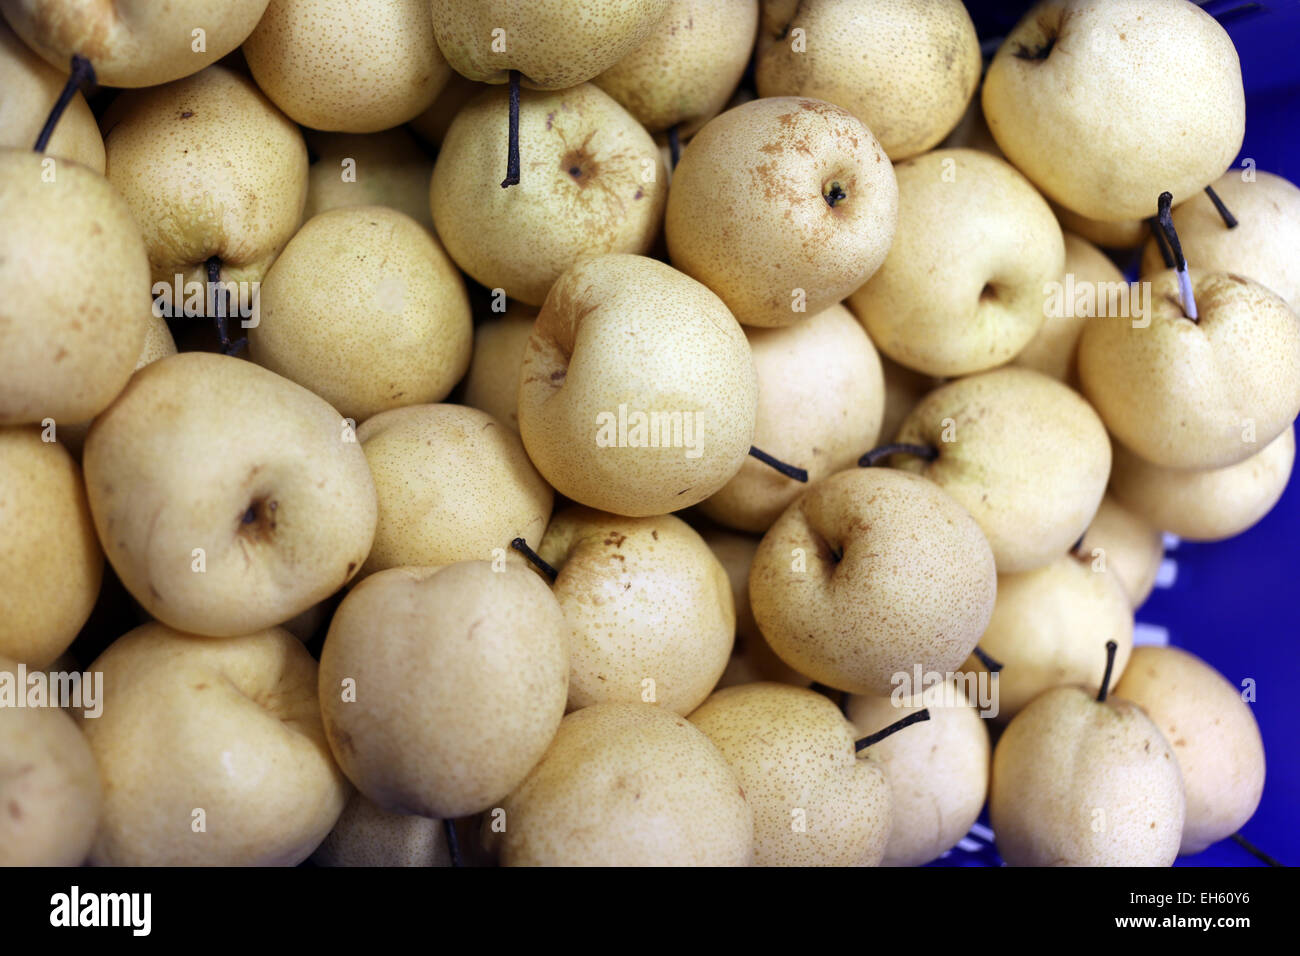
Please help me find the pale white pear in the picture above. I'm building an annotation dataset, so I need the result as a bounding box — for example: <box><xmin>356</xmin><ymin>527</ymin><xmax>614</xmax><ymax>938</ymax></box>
<box><xmin>303</xmin><ymin>129</ymin><xmax>436</xmax><ymax>232</ymax></box>
<box><xmin>1077</xmin><ymin>495</ymin><xmax>1164</xmax><ymax>608</ymax></box>
<box><xmin>461</xmin><ymin>301</ymin><xmax>537</xmax><ymax>432</ymax></box>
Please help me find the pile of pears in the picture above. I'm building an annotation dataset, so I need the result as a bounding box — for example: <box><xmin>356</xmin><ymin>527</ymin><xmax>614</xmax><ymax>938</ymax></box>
<box><xmin>1</xmin><ymin>0</ymin><xmax>1294</xmax><ymax>867</ymax></box>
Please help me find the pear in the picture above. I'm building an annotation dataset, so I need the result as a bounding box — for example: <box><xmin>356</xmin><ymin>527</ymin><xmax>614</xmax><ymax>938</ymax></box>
<box><xmin>430</xmin><ymin>0</ymin><xmax>670</xmax><ymax>89</ymax></box>
<box><xmin>103</xmin><ymin>65</ymin><xmax>308</xmax><ymax>289</ymax></box>
<box><xmin>355</xmin><ymin>404</ymin><xmax>552</xmax><ymax>576</ymax></box>
<box><xmin>303</xmin><ymin>129</ymin><xmax>436</xmax><ymax>232</ymax></box>
<box><xmin>537</xmin><ymin>507</ymin><xmax>734</xmax><ymax>716</ymax></box>
<box><xmin>938</xmin><ymin>92</ymin><xmax>1003</xmax><ymax>157</ymax></box>
<box><xmin>690</xmin><ymin>683</ymin><xmax>891</xmax><ymax>866</ymax></box>
<box><xmin>846</xmin><ymin>680</ymin><xmax>990</xmax><ymax>866</ymax></box>
<box><xmin>318</xmin><ymin>562</ymin><xmax>570</xmax><ymax>819</ymax></box>
<box><xmin>1053</xmin><ymin>201</ymin><xmax>1148</xmax><ymax>251</ymax></box>
<box><xmin>963</xmin><ymin>553</ymin><xmax>1134</xmax><ymax>722</ymax></box>
<box><xmin>983</xmin><ymin>0</ymin><xmax>1244</xmax><ymax>222</ymax></box>
<box><xmin>594</xmin><ymin>0</ymin><xmax>758</xmax><ymax>134</ymax></box>
<box><xmin>495</xmin><ymin>702</ymin><xmax>753</xmax><ymax>866</ymax></box>
<box><xmin>1077</xmin><ymin>496</ymin><xmax>1164</xmax><ymax>608</ymax></box>
<box><xmin>848</xmin><ymin>148</ymin><xmax>1065</xmax><ymax>377</ymax></box>
<box><xmin>1</xmin><ymin>0</ymin><xmax>270</xmax><ymax>87</ymax></box>
<box><xmin>990</xmin><ymin>661</ymin><xmax>1186</xmax><ymax>866</ymax></box>
<box><xmin>79</xmin><ymin>623</ymin><xmax>350</xmax><ymax>865</ymax></box>
<box><xmin>1078</xmin><ymin>271</ymin><xmax>1300</xmax><ymax>470</ymax></box>
<box><xmin>517</xmin><ymin>254</ymin><xmax>757</xmax><ymax>517</ymax></box>
<box><xmin>248</xmin><ymin>206</ymin><xmax>472</xmax><ymax>423</ymax></box>
<box><xmin>0</xmin><ymin>428</ymin><xmax>101</xmax><ymax>668</ymax></box>
<box><xmin>699</xmin><ymin>304</ymin><xmax>885</xmax><ymax>533</ymax></box>
<box><xmin>666</xmin><ymin>96</ymin><xmax>898</xmax><ymax>328</ymax></box>
<box><xmin>877</xmin><ymin>355</ymin><xmax>940</xmax><ymax>448</ymax></box>
<box><xmin>431</xmin><ymin>83</ymin><xmax>665</xmax><ymax>307</ymax></box>
<box><xmin>244</xmin><ymin>0</ymin><xmax>450</xmax><ymax>132</ymax></box>
<box><xmin>1013</xmin><ymin>232</ymin><xmax>1124</xmax><ymax>384</ymax></box>
<box><xmin>0</xmin><ymin>16</ymin><xmax>102</xmax><ymax>169</ymax></box>
<box><xmin>0</xmin><ymin>149</ymin><xmax>150</xmax><ymax>426</ymax></box>
<box><xmin>1114</xmin><ymin>646</ymin><xmax>1265</xmax><ymax>855</ymax></box>
<box><xmin>461</xmin><ymin>301</ymin><xmax>537</xmax><ymax>432</ymax></box>
<box><xmin>893</xmin><ymin>367</ymin><xmax>1111</xmax><ymax>573</ymax></box>
<box><xmin>410</xmin><ymin>73</ymin><xmax>483</xmax><ymax>147</ymax></box>
<box><xmin>1109</xmin><ymin>427</ymin><xmax>1295</xmax><ymax>542</ymax></box>
<box><xmin>83</xmin><ymin>353</ymin><xmax>378</xmax><ymax>637</ymax></box>
<box><xmin>749</xmin><ymin>467</ymin><xmax>996</xmax><ymax>696</ymax></box>
<box><xmin>0</xmin><ymin>656</ymin><xmax>102</xmax><ymax>865</ymax></box>
<box><xmin>311</xmin><ymin>791</ymin><xmax>450</xmax><ymax>867</ymax></box>
<box><xmin>1140</xmin><ymin>170</ymin><xmax>1300</xmax><ymax>313</ymax></box>
<box><xmin>755</xmin><ymin>0</ymin><xmax>981</xmax><ymax>161</ymax></box>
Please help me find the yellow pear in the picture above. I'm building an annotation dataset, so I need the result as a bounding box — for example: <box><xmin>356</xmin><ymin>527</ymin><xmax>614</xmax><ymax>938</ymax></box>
<box><xmin>756</xmin><ymin>0</ymin><xmax>980</xmax><ymax>161</ymax></box>
<box><xmin>318</xmin><ymin>562</ymin><xmax>570</xmax><ymax>819</ymax></box>
<box><xmin>538</xmin><ymin>507</ymin><xmax>734</xmax><ymax>716</ymax></box>
<box><xmin>303</xmin><ymin>129</ymin><xmax>436</xmax><ymax>232</ymax></box>
<box><xmin>1114</xmin><ymin>646</ymin><xmax>1264</xmax><ymax>855</ymax></box>
<box><xmin>249</xmin><ymin>206</ymin><xmax>472</xmax><ymax>423</ymax></box>
<box><xmin>691</xmin><ymin>683</ymin><xmax>891</xmax><ymax>866</ymax></box>
<box><xmin>699</xmin><ymin>303</ymin><xmax>885</xmax><ymax>533</ymax></box>
<box><xmin>876</xmin><ymin>355</ymin><xmax>939</xmax><ymax>446</ymax></box>
<box><xmin>356</xmin><ymin>404</ymin><xmax>552</xmax><ymax>576</ymax></box>
<box><xmin>311</xmin><ymin>791</ymin><xmax>450</xmax><ymax>867</ymax></box>
<box><xmin>410</xmin><ymin>73</ymin><xmax>482</xmax><ymax>147</ymax></box>
<box><xmin>1077</xmin><ymin>495</ymin><xmax>1164</xmax><ymax>608</ymax></box>
<box><xmin>1053</xmin><ymin>201</ymin><xmax>1147</xmax><ymax>251</ymax></box>
<box><xmin>666</xmin><ymin>96</ymin><xmax>898</xmax><ymax>328</ymax></box>
<box><xmin>496</xmin><ymin>702</ymin><xmax>753</xmax><ymax>866</ymax></box>
<box><xmin>517</xmin><ymin>254</ymin><xmax>757</xmax><ymax>517</ymax></box>
<box><xmin>461</xmin><ymin>301</ymin><xmax>537</xmax><ymax>432</ymax></box>
<box><xmin>849</xmin><ymin>148</ymin><xmax>1065</xmax><ymax>377</ymax></box>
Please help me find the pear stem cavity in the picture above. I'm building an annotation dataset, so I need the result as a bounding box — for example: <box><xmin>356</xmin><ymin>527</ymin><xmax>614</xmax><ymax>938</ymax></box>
<box><xmin>33</xmin><ymin>55</ymin><xmax>95</xmax><ymax>154</ymax></box>
<box><xmin>749</xmin><ymin>446</ymin><xmax>808</xmax><ymax>482</ymax></box>
<box><xmin>667</xmin><ymin>124</ymin><xmax>681</xmax><ymax>170</ymax></box>
<box><xmin>501</xmin><ymin>71</ymin><xmax>522</xmax><ymax>189</ymax></box>
<box><xmin>444</xmin><ymin>818</ymin><xmax>462</xmax><ymax>867</ymax></box>
<box><xmin>1156</xmin><ymin>191</ymin><xmax>1198</xmax><ymax>322</ymax></box>
<box><xmin>824</xmin><ymin>181</ymin><xmax>847</xmax><ymax>208</ymax></box>
<box><xmin>1205</xmin><ymin>185</ymin><xmax>1239</xmax><ymax>229</ymax></box>
<box><xmin>858</xmin><ymin>443</ymin><xmax>939</xmax><ymax>468</ymax></box>
<box><xmin>510</xmin><ymin>537</ymin><xmax>558</xmax><ymax>583</ymax></box>
<box><xmin>1096</xmin><ymin>639</ymin><xmax>1119</xmax><ymax>703</ymax></box>
<box><xmin>972</xmin><ymin>646</ymin><xmax>1004</xmax><ymax>673</ymax></box>
<box><xmin>855</xmin><ymin>708</ymin><xmax>931</xmax><ymax>752</ymax></box>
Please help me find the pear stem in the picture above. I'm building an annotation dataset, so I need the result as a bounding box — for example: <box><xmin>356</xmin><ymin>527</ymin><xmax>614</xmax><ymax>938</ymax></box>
<box><xmin>858</xmin><ymin>443</ymin><xmax>938</xmax><ymax>468</ymax></box>
<box><xmin>972</xmin><ymin>646</ymin><xmax>1004</xmax><ymax>673</ymax></box>
<box><xmin>1096</xmin><ymin>639</ymin><xmax>1118</xmax><ymax>703</ymax></box>
<box><xmin>667</xmin><ymin>124</ymin><xmax>681</xmax><ymax>170</ymax></box>
<box><xmin>500</xmin><ymin>71</ymin><xmax>521</xmax><ymax>188</ymax></box>
<box><xmin>510</xmin><ymin>537</ymin><xmax>558</xmax><ymax>583</ymax></box>
<box><xmin>206</xmin><ymin>257</ymin><xmax>247</xmax><ymax>356</ymax></box>
<box><xmin>1156</xmin><ymin>192</ymin><xmax>1198</xmax><ymax>322</ymax></box>
<box><xmin>1148</xmin><ymin>216</ymin><xmax>1175</xmax><ymax>269</ymax></box>
<box><xmin>1230</xmin><ymin>832</ymin><xmax>1282</xmax><ymax>867</ymax></box>
<box><xmin>855</xmin><ymin>709</ymin><xmax>930</xmax><ymax>752</ymax></box>
<box><xmin>1204</xmin><ymin>185</ymin><xmax>1239</xmax><ymax>229</ymax></box>
<box><xmin>33</xmin><ymin>55</ymin><xmax>95</xmax><ymax>154</ymax></box>
<box><xmin>749</xmin><ymin>446</ymin><xmax>808</xmax><ymax>482</ymax></box>
<box><xmin>443</xmin><ymin>818</ymin><xmax>462</xmax><ymax>867</ymax></box>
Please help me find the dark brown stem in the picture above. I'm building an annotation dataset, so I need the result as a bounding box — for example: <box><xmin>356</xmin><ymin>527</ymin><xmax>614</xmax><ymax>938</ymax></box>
<box><xmin>500</xmin><ymin>70</ymin><xmax>521</xmax><ymax>188</ymax></box>
<box><xmin>1148</xmin><ymin>216</ymin><xmax>1175</xmax><ymax>268</ymax></box>
<box><xmin>667</xmin><ymin>124</ymin><xmax>681</xmax><ymax>170</ymax></box>
<box><xmin>511</xmin><ymin>537</ymin><xmax>558</xmax><ymax>583</ymax></box>
<box><xmin>1230</xmin><ymin>832</ymin><xmax>1282</xmax><ymax>867</ymax></box>
<box><xmin>855</xmin><ymin>709</ymin><xmax>930</xmax><ymax>752</ymax></box>
<box><xmin>1096</xmin><ymin>640</ymin><xmax>1118</xmax><ymax>703</ymax></box>
<box><xmin>749</xmin><ymin>446</ymin><xmax>808</xmax><ymax>482</ymax></box>
<box><xmin>444</xmin><ymin>818</ymin><xmax>462</xmax><ymax>867</ymax></box>
<box><xmin>1205</xmin><ymin>185</ymin><xmax>1238</xmax><ymax>229</ymax></box>
<box><xmin>206</xmin><ymin>257</ymin><xmax>246</xmax><ymax>356</ymax></box>
<box><xmin>859</xmin><ymin>443</ymin><xmax>938</xmax><ymax>468</ymax></box>
<box><xmin>1157</xmin><ymin>191</ymin><xmax>1198</xmax><ymax>321</ymax></box>
<box><xmin>972</xmin><ymin>646</ymin><xmax>1003</xmax><ymax>673</ymax></box>
<box><xmin>33</xmin><ymin>55</ymin><xmax>95</xmax><ymax>153</ymax></box>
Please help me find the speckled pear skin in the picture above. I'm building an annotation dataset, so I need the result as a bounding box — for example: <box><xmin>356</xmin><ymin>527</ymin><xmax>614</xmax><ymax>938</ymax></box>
<box><xmin>80</xmin><ymin>624</ymin><xmax>350</xmax><ymax>866</ymax></box>
<box><xmin>1077</xmin><ymin>495</ymin><xmax>1164</xmax><ymax>608</ymax></box>
<box><xmin>356</xmin><ymin>404</ymin><xmax>552</xmax><ymax>576</ymax></box>
<box><xmin>1078</xmin><ymin>271</ymin><xmax>1300</xmax><ymax>470</ymax></box>
<box><xmin>691</xmin><ymin>683</ymin><xmax>891</xmax><ymax>866</ymax></box>
<box><xmin>431</xmin><ymin>0</ymin><xmax>670</xmax><ymax>89</ymax></box>
<box><xmin>311</xmin><ymin>791</ymin><xmax>450</xmax><ymax>867</ymax></box>
<box><xmin>846</xmin><ymin>682</ymin><xmax>989</xmax><ymax>867</ymax></box>
<box><xmin>991</xmin><ymin>686</ymin><xmax>1185</xmax><ymax>867</ymax></box>
<box><xmin>0</xmin><ymin>428</ymin><xmax>101</xmax><ymax>668</ymax></box>
<box><xmin>961</xmin><ymin>554</ymin><xmax>1134</xmax><ymax>722</ymax></box>
<box><xmin>1115</xmin><ymin>646</ymin><xmax>1265</xmax><ymax>855</ymax></box>
<box><xmin>497</xmin><ymin>702</ymin><xmax>754</xmax><ymax>866</ymax></box>
<box><xmin>462</xmin><ymin>302</ymin><xmax>537</xmax><ymax>433</ymax></box>
<box><xmin>894</xmin><ymin>367</ymin><xmax>1111</xmax><ymax>573</ymax></box>
<box><xmin>1</xmin><ymin>0</ymin><xmax>270</xmax><ymax>88</ymax></box>
<box><xmin>848</xmin><ymin>148</ymin><xmax>1065</xmax><ymax>378</ymax></box>
<box><xmin>83</xmin><ymin>352</ymin><xmax>378</xmax><ymax>638</ymax></box>
<box><xmin>749</xmin><ymin>467</ymin><xmax>996</xmax><ymax>696</ymax></box>
<box><xmin>0</xmin><ymin>150</ymin><xmax>150</xmax><ymax>427</ymax></box>
<box><xmin>756</xmin><ymin>0</ymin><xmax>980</xmax><ymax>161</ymax></box>
<box><xmin>1110</xmin><ymin>428</ymin><xmax>1296</xmax><ymax>542</ymax></box>
<box><xmin>319</xmin><ymin>562</ymin><xmax>570</xmax><ymax>820</ymax></box>
<box><xmin>595</xmin><ymin>0</ymin><xmax>758</xmax><ymax>134</ymax></box>
<box><xmin>0</xmin><ymin>656</ymin><xmax>101</xmax><ymax>866</ymax></box>
<box><xmin>103</xmin><ymin>65</ymin><xmax>307</xmax><ymax>288</ymax></box>
<box><xmin>538</xmin><ymin>506</ymin><xmax>734</xmax><ymax>716</ymax></box>
<box><xmin>699</xmin><ymin>304</ymin><xmax>885</xmax><ymax>534</ymax></box>
<box><xmin>983</xmin><ymin>0</ymin><xmax>1244</xmax><ymax>223</ymax></box>
<box><xmin>517</xmin><ymin>254</ymin><xmax>757</xmax><ymax>517</ymax></box>
<box><xmin>249</xmin><ymin>206</ymin><xmax>472</xmax><ymax>423</ymax></box>
<box><xmin>303</xmin><ymin>129</ymin><xmax>436</xmax><ymax>231</ymax></box>
<box><xmin>431</xmin><ymin>83</ymin><xmax>666</xmax><ymax>307</ymax></box>
<box><xmin>665</xmin><ymin>96</ymin><xmax>898</xmax><ymax>328</ymax></box>
<box><xmin>244</xmin><ymin>0</ymin><xmax>450</xmax><ymax>133</ymax></box>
